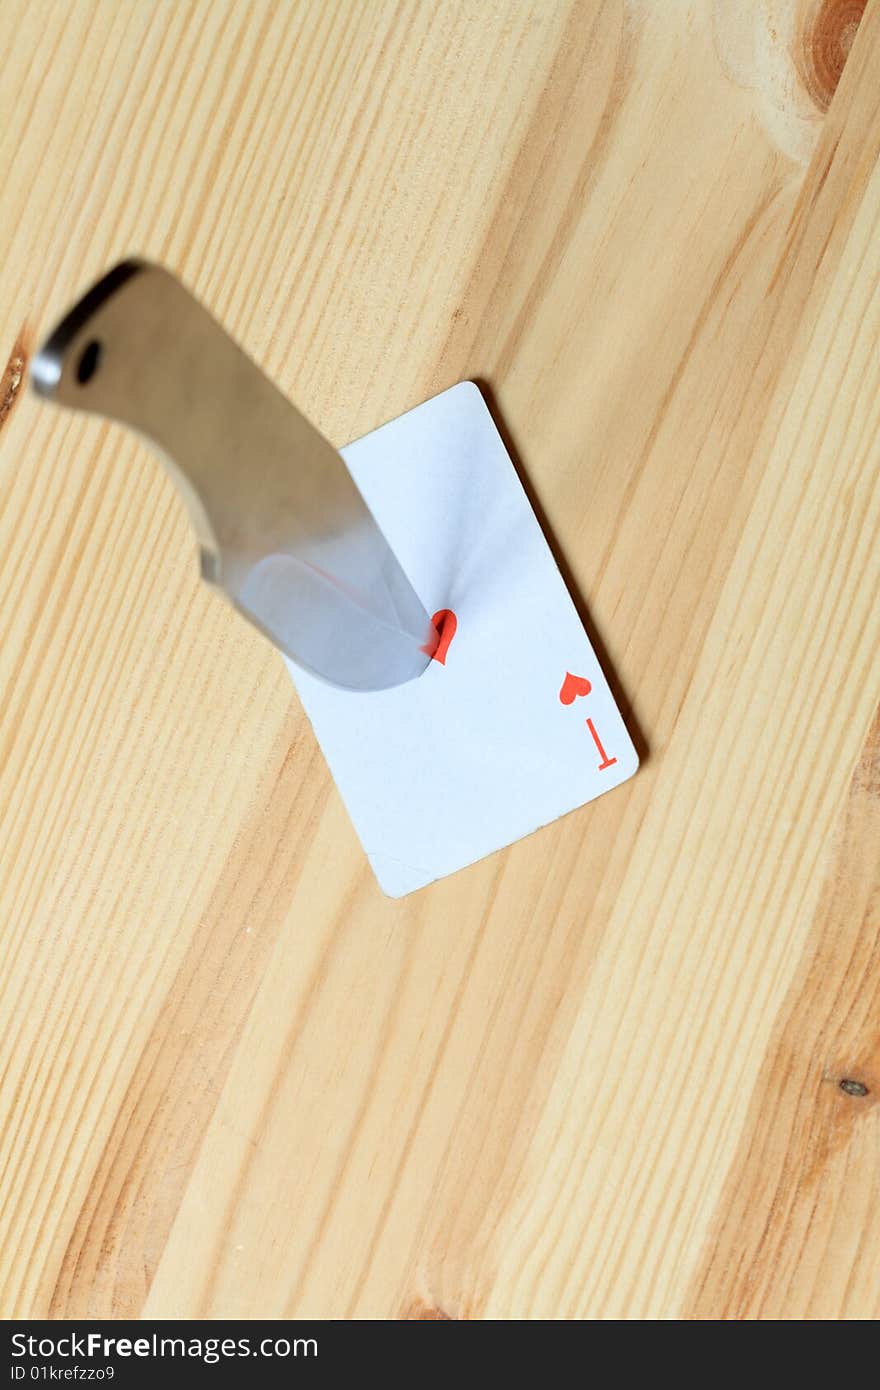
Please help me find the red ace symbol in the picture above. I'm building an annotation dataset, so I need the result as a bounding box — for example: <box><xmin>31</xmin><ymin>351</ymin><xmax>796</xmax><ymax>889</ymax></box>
<box><xmin>430</xmin><ymin>609</ymin><xmax>457</xmax><ymax>665</ymax></box>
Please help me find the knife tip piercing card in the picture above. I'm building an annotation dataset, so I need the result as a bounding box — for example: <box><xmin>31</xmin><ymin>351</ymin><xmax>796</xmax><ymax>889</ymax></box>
<box><xmin>286</xmin><ymin>382</ymin><xmax>639</xmax><ymax>897</ymax></box>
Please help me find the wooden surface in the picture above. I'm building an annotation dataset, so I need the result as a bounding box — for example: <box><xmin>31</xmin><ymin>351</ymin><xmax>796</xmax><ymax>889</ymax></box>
<box><xmin>1</xmin><ymin>0</ymin><xmax>878</xmax><ymax>1320</ymax></box>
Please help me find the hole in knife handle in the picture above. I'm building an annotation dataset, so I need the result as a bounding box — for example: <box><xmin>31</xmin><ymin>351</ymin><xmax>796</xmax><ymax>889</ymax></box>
<box><xmin>76</xmin><ymin>339</ymin><xmax>102</xmax><ymax>384</ymax></box>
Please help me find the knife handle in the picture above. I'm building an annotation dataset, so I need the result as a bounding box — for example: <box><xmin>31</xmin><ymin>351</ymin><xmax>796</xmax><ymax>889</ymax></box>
<box><xmin>30</xmin><ymin>260</ymin><xmax>354</xmax><ymax>589</ymax></box>
<box><xmin>30</xmin><ymin>261</ymin><xmax>437</xmax><ymax>690</ymax></box>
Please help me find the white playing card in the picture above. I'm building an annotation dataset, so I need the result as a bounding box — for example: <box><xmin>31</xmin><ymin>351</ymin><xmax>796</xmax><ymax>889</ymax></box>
<box><xmin>286</xmin><ymin>382</ymin><xmax>638</xmax><ymax>896</ymax></box>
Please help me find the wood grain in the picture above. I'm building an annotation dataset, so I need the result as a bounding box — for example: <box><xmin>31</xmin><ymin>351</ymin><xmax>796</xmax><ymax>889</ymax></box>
<box><xmin>688</xmin><ymin>707</ymin><xmax>880</xmax><ymax>1319</ymax></box>
<box><xmin>0</xmin><ymin>0</ymin><xmax>878</xmax><ymax>1319</ymax></box>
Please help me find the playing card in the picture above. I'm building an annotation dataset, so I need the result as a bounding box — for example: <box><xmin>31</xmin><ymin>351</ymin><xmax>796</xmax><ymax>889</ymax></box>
<box><xmin>286</xmin><ymin>382</ymin><xmax>638</xmax><ymax>896</ymax></box>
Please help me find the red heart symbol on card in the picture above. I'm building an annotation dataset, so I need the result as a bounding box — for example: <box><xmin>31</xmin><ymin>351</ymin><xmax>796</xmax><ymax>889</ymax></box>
<box><xmin>429</xmin><ymin>609</ymin><xmax>457</xmax><ymax>665</ymax></box>
<box><xmin>559</xmin><ymin>671</ymin><xmax>591</xmax><ymax>705</ymax></box>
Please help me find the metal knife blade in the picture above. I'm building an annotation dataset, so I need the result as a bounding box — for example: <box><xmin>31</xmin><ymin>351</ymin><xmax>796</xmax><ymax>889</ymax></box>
<box><xmin>30</xmin><ymin>260</ymin><xmax>438</xmax><ymax>690</ymax></box>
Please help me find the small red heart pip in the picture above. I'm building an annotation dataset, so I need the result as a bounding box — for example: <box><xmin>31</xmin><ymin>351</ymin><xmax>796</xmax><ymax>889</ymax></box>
<box><xmin>559</xmin><ymin>671</ymin><xmax>591</xmax><ymax>705</ymax></box>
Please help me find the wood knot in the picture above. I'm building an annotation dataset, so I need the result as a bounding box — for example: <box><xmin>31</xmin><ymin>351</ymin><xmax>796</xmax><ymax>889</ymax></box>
<box><xmin>798</xmin><ymin>0</ymin><xmax>866</xmax><ymax>112</ymax></box>
<box><xmin>838</xmin><ymin>1077</ymin><xmax>869</xmax><ymax>1097</ymax></box>
<box><xmin>0</xmin><ymin>330</ymin><xmax>28</xmax><ymax>434</ymax></box>
<box><xmin>401</xmin><ymin>1298</ymin><xmax>455</xmax><ymax>1319</ymax></box>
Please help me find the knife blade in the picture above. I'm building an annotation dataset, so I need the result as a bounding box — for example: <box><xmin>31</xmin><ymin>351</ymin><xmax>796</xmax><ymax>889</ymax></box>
<box><xmin>30</xmin><ymin>260</ymin><xmax>438</xmax><ymax>690</ymax></box>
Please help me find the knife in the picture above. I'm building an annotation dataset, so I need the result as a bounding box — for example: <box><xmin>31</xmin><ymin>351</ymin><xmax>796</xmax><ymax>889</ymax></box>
<box><xmin>30</xmin><ymin>260</ymin><xmax>438</xmax><ymax>690</ymax></box>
